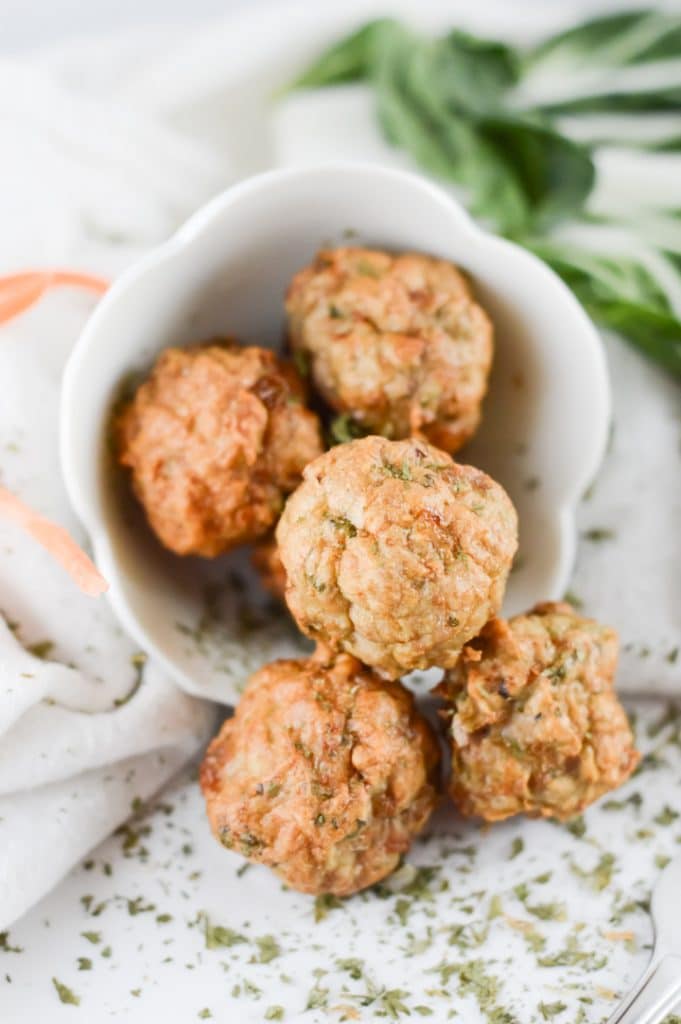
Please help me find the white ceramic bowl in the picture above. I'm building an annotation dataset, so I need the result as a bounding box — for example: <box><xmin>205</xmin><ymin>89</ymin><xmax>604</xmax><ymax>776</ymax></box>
<box><xmin>61</xmin><ymin>163</ymin><xmax>610</xmax><ymax>703</ymax></box>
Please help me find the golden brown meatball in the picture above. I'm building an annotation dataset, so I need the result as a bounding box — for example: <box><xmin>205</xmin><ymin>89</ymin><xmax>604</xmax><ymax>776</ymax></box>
<box><xmin>251</xmin><ymin>535</ymin><xmax>287</xmax><ymax>602</ymax></box>
<box><xmin>276</xmin><ymin>436</ymin><xmax>518</xmax><ymax>679</ymax></box>
<box><xmin>199</xmin><ymin>649</ymin><xmax>440</xmax><ymax>895</ymax></box>
<box><xmin>286</xmin><ymin>247</ymin><xmax>493</xmax><ymax>452</ymax></box>
<box><xmin>437</xmin><ymin>602</ymin><xmax>640</xmax><ymax>822</ymax></box>
<box><xmin>117</xmin><ymin>342</ymin><xmax>323</xmax><ymax>557</ymax></box>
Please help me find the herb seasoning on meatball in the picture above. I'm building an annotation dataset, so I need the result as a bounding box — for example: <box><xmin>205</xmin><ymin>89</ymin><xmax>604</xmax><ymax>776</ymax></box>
<box><xmin>117</xmin><ymin>342</ymin><xmax>323</xmax><ymax>557</ymax></box>
<box><xmin>200</xmin><ymin>648</ymin><xmax>440</xmax><ymax>895</ymax></box>
<box><xmin>286</xmin><ymin>247</ymin><xmax>493</xmax><ymax>452</ymax></box>
<box><xmin>276</xmin><ymin>435</ymin><xmax>518</xmax><ymax>679</ymax></box>
<box><xmin>437</xmin><ymin>602</ymin><xmax>640</xmax><ymax>822</ymax></box>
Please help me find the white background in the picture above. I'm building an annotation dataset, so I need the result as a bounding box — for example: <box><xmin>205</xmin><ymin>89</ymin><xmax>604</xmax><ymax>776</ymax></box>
<box><xmin>0</xmin><ymin>0</ymin><xmax>251</xmax><ymax>52</ymax></box>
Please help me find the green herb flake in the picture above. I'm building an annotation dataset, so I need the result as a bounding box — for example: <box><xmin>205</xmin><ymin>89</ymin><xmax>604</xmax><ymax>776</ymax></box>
<box><xmin>539</xmin><ymin>1001</ymin><xmax>567</xmax><ymax>1019</ymax></box>
<box><xmin>201</xmin><ymin>914</ymin><xmax>247</xmax><ymax>950</ymax></box>
<box><xmin>313</xmin><ymin>893</ymin><xmax>343</xmax><ymax>922</ymax></box>
<box><xmin>264</xmin><ymin>1008</ymin><xmax>284</xmax><ymax>1021</ymax></box>
<box><xmin>336</xmin><ymin>957</ymin><xmax>364</xmax><ymax>979</ymax></box>
<box><xmin>77</xmin><ymin>958</ymin><xmax>92</xmax><ymax>971</ymax></box>
<box><xmin>27</xmin><ymin>640</ymin><xmax>54</xmax><ymax>660</ymax></box>
<box><xmin>305</xmin><ymin>979</ymin><xmax>329</xmax><ymax>1011</ymax></box>
<box><xmin>328</xmin><ymin>515</ymin><xmax>357</xmax><ymax>537</ymax></box>
<box><xmin>356</xmin><ymin>258</ymin><xmax>380</xmax><ymax>278</ymax></box>
<box><xmin>126</xmin><ymin>897</ymin><xmax>155</xmax><ymax>916</ymax></box>
<box><xmin>508</xmin><ymin>837</ymin><xmax>524</xmax><ymax>860</ymax></box>
<box><xmin>654</xmin><ymin>805</ymin><xmax>679</xmax><ymax>826</ymax></box>
<box><xmin>583</xmin><ymin>527</ymin><xmax>616</xmax><ymax>543</ymax></box>
<box><xmin>602</xmin><ymin>792</ymin><xmax>642</xmax><ymax>811</ymax></box>
<box><xmin>537</xmin><ymin>943</ymin><xmax>607</xmax><ymax>971</ymax></box>
<box><xmin>0</xmin><ymin>932</ymin><xmax>22</xmax><ymax>953</ymax></box>
<box><xmin>255</xmin><ymin>935</ymin><xmax>281</xmax><ymax>964</ymax></box>
<box><xmin>329</xmin><ymin>413</ymin><xmax>368</xmax><ymax>445</ymax></box>
<box><xmin>526</xmin><ymin>902</ymin><xmax>566</xmax><ymax>922</ymax></box>
<box><xmin>395</xmin><ymin>897</ymin><xmax>411</xmax><ymax>926</ymax></box>
<box><xmin>487</xmin><ymin>894</ymin><xmax>503</xmax><ymax>920</ymax></box>
<box><xmin>114</xmin><ymin>652</ymin><xmax>146</xmax><ymax>707</ymax></box>
<box><xmin>382</xmin><ymin>460</ymin><xmax>413</xmax><ymax>482</ymax></box>
<box><xmin>571</xmin><ymin>851</ymin><xmax>616</xmax><ymax>891</ymax></box>
<box><xmin>379</xmin><ymin>988</ymin><xmax>412</xmax><ymax>1018</ymax></box>
<box><xmin>52</xmin><ymin>978</ymin><xmax>80</xmax><ymax>1006</ymax></box>
<box><xmin>80</xmin><ymin>932</ymin><xmax>100</xmax><ymax>945</ymax></box>
<box><xmin>566</xmin><ymin>815</ymin><xmax>587</xmax><ymax>838</ymax></box>
<box><xmin>292</xmin><ymin>349</ymin><xmax>310</xmax><ymax>378</ymax></box>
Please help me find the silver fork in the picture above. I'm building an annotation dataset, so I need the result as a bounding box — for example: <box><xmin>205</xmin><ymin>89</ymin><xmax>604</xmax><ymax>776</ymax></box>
<box><xmin>605</xmin><ymin>856</ymin><xmax>681</xmax><ymax>1023</ymax></box>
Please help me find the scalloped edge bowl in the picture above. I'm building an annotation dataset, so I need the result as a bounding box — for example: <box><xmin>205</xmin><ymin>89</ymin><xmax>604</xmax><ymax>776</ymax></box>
<box><xmin>61</xmin><ymin>163</ymin><xmax>610</xmax><ymax>701</ymax></box>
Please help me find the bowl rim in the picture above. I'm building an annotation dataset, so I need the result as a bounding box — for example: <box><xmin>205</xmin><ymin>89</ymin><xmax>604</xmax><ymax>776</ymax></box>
<box><xmin>60</xmin><ymin>160</ymin><xmax>610</xmax><ymax>693</ymax></box>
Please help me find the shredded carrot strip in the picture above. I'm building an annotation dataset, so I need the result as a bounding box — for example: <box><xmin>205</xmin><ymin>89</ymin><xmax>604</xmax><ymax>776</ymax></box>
<box><xmin>0</xmin><ymin>271</ymin><xmax>108</xmax><ymax>325</ymax></box>
<box><xmin>0</xmin><ymin>487</ymin><xmax>108</xmax><ymax>596</ymax></box>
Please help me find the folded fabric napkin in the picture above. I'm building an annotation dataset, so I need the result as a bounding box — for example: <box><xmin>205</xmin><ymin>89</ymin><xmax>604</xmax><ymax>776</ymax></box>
<box><xmin>0</xmin><ymin>57</ymin><xmax>227</xmax><ymax>929</ymax></box>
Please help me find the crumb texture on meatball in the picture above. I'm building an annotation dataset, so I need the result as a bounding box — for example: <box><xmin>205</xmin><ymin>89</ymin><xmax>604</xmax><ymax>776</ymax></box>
<box><xmin>276</xmin><ymin>435</ymin><xmax>518</xmax><ymax>679</ymax></box>
<box><xmin>286</xmin><ymin>247</ymin><xmax>493</xmax><ymax>453</ymax></box>
<box><xmin>117</xmin><ymin>342</ymin><xmax>323</xmax><ymax>557</ymax></box>
<box><xmin>199</xmin><ymin>650</ymin><xmax>440</xmax><ymax>896</ymax></box>
<box><xmin>438</xmin><ymin>602</ymin><xmax>640</xmax><ymax>822</ymax></box>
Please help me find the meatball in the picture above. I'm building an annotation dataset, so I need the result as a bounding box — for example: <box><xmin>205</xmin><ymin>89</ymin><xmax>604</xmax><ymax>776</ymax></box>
<box><xmin>251</xmin><ymin>535</ymin><xmax>287</xmax><ymax>602</ymax></box>
<box><xmin>437</xmin><ymin>602</ymin><xmax>640</xmax><ymax>822</ymax></box>
<box><xmin>276</xmin><ymin>436</ymin><xmax>518</xmax><ymax>679</ymax></box>
<box><xmin>286</xmin><ymin>247</ymin><xmax>493</xmax><ymax>452</ymax></box>
<box><xmin>117</xmin><ymin>342</ymin><xmax>323</xmax><ymax>557</ymax></box>
<box><xmin>200</xmin><ymin>649</ymin><xmax>440</xmax><ymax>895</ymax></box>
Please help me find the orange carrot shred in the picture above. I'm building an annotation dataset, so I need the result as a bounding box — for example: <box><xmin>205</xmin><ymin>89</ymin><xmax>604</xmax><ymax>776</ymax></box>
<box><xmin>0</xmin><ymin>271</ymin><xmax>108</xmax><ymax>326</ymax></box>
<box><xmin>0</xmin><ymin>487</ymin><xmax>108</xmax><ymax>597</ymax></box>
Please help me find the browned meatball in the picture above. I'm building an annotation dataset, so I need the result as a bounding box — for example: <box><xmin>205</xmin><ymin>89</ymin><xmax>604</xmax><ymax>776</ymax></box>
<box><xmin>286</xmin><ymin>247</ymin><xmax>493</xmax><ymax>452</ymax></box>
<box><xmin>117</xmin><ymin>342</ymin><xmax>323</xmax><ymax>557</ymax></box>
<box><xmin>200</xmin><ymin>649</ymin><xmax>440</xmax><ymax>895</ymax></box>
<box><xmin>276</xmin><ymin>436</ymin><xmax>518</xmax><ymax>679</ymax></box>
<box><xmin>437</xmin><ymin>602</ymin><xmax>640</xmax><ymax>822</ymax></box>
<box><xmin>251</xmin><ymin>535</ymin><xmax>287</xmax><ymax>602</ymax></box>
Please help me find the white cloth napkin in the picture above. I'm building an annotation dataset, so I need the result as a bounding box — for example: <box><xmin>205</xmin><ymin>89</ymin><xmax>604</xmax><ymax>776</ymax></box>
<box><xmin>0</xmin><ymin>55</ymin><xmax>226</xmax><ymax>930</ymax></box>
<box><xmin>1</xmin><ymin>2</ymin><xmax>678</xmax><ymax>933</ymax></box>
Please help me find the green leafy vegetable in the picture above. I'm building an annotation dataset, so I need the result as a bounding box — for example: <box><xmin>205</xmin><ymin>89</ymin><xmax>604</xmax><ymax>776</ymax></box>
<box><xmin>474</xmin><ymin>114</ymin><xmax>594</xmax><ymax>230</ymax></box>
<box><xmin>288</xmin><ymin>19</ymin><xmax>389</xmax><ymax>90</ymax></box>
<box><xmin>288</xmin><ymin>10</ymin><xmax>681</xmax><ymax>376</ymax></box>
<box><xmin>410</xmin><ymin>30</ymin><xmax>520</xmax><ymax>116</ymax></box>
<box><xmin>527</xmin><ymin>240</ymin><xmax>681</xmax><ymax>376</ymax></box>
<box><xmin>523</xmin><ymin>10</ymin><xmax>681</xmax><ymax>113</ymax></box>
<box><xmin>372</xmin><ymin>22</ymin><xmax>592</xmax><ymax>233</ymax></box>
<box><xmin>525</xmin><ymin>10</ymin><xmax>681</xmax><ymax>71</ymax></box>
